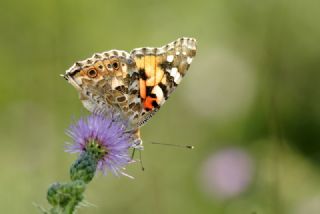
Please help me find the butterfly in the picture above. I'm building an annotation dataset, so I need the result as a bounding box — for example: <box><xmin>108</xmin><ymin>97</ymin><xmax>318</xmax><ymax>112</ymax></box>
<box><xmin>63</xmin><ymin>37</ymin><xmax>197</xmax><ymax>149</ymax></box>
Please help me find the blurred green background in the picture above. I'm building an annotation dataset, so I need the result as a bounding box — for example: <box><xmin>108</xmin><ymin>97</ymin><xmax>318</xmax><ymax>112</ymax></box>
<box><xmin>1</xmin><ymin>0</ymin><xmax>320</xmax><ymax>213</ymax></box>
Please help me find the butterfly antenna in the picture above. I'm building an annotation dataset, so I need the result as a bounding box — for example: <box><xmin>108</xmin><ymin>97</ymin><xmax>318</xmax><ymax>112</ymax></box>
<box><xmin>131</xmin><ymin>148</ymin><xmax>145</xmax><ymax>171</ymax></box>
<box><xmin>60</xmin><ymin>74</ymin><xmax>68</xmax><ymax>80</ymax></box>
<box><xmin>150</xmin><ymin>141</ymin><xmax>194</xmax><ymax>149</ymax></box>
<box><xmin>131</xmin><ymin>148</ymin><xmax>136</xmax><ymax>159</ymax></box>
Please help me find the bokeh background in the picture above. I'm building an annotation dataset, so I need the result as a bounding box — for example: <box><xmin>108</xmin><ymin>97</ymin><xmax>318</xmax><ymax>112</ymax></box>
<box><xmin>1</xmin><ymin>0</ymin><xmax>320</xmax><ymax>213</ymax></box>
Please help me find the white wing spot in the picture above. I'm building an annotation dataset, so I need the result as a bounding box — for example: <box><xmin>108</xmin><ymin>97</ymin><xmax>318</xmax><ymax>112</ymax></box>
<box><xmin>152</xmin><ymin>85</ymin><xmax>164</xmax><ymax>102</ymax></box>
<box><xmin>167</xmin><ymin>55</ymin><xmax>174</xmax><ymax>62</ymax></box>
<box><xmin>173</xmin><ymin>71</ymin><xmax>181</xmax><ymax>84</ymax></box>
<box><xmin>187</xmin><ymin>57</ymin><xmax>193</xmax><ymax>64</ymax></box>
<box><xmin>170</xmin><ymin>67</ymin><xmax>178</xmax><ymax>77</ymax></box>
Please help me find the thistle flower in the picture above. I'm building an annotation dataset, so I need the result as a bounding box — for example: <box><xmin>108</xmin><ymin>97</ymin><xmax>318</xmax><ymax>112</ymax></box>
<box><xmin>65</xmin><ymin>113</ymin><xmax>132</xmax><ymax>177</ymax></box>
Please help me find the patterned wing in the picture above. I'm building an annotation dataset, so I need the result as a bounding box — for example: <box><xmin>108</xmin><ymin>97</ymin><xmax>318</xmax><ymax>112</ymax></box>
<box><xmin>64</xmin><ymin>37</ymin><xmax>197</xmax><ymax>130</ymax></box>
<box><xmin>64</xmin><ymin>50</ymin><xmax>143</xmax><ymax>126</ymax></box>
<box><xmin>130</xmin><ymin>37</ymin><xmax>197</xmax><ymax>126</ymax></box>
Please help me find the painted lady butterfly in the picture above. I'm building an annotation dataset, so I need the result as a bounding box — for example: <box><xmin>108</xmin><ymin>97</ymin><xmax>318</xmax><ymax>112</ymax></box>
<box><xmin>63</xmin><ymin>37</ymin><xmax>197</xmax><ymax>148</ymax></box>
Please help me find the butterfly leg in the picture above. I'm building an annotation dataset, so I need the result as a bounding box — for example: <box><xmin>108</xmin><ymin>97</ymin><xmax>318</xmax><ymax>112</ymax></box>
<box><xmin>132</xmin><ymin>138</ymin><xmax>144</xmax><ymax>150</ymax></box>
<box><xmin>130</xmin><ymin>141</ymin><xmax>145</xmax><ymax>171</ymax></box>
<box><xmin>131</xmin><ymin>137</ymin><xmax>143</xmax><ymax>160</ymax></box>
<box><xmin>131</xmin><ymin>129</ymin><xmax>144</xmax><ymax>150</ymax></box>
<box><xmin>130</xmin><ymin>129</ymin><xmax>144</xmax><ymax>170</ymax></box>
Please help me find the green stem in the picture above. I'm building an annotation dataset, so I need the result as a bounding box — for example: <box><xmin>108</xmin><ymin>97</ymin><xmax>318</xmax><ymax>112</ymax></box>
<box><xmin>46</xmin><ymin>142</ymin><xmax>103</xmax><ymax>213</ymax></box>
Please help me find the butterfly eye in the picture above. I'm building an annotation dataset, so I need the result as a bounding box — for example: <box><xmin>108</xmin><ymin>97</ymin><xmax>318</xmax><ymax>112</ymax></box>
<box><xmin>87</xmin><ymin>69</ymin><xmax>97</xmax><ymax>78</ymax></box>
<box><xmin>112</xmin><ymin>62</ymin><xmax>119</xmax><ymax>70</ymax></box>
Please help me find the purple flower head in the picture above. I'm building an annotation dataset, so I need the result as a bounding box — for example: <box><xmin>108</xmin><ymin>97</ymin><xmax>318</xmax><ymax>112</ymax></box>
<box><xmin>65</xmin><ymin>113</ymin><xmax>133</xmax><ymax>177</ymax></box>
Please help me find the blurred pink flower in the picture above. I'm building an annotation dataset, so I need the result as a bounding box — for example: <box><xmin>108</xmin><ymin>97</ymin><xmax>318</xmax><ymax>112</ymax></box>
<box><xmin>200</xmin><ymin>147</ymin><xmax>254</xmax><ymax>200</ymax></box>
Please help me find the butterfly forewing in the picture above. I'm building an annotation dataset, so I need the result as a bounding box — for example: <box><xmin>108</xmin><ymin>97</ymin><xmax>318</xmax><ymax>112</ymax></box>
<box><xmin>130</xmin><ymin>37</ymin><xmax>197</xmax><ymax>126</ymax></box>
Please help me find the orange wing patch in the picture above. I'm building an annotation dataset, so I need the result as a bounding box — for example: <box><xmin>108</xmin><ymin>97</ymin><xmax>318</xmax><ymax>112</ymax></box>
<box><xmin>133</xmin><ymin>54</ymin><xmax>166</xmax><ymax>111</ymax></box>
<box><xmin>144</xmin><ymin>96</ymin><xmax>157</xmax><ymax>110</ymax></box>
<box><xmin>139</xmin><ymin>79</ymin><xmax>146</xmax><ymax>99</ymax></box>
<box><xmin>144</xmin><ymin>55</ymin><xmax>156</xmax><ymax>86</ymax></box>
